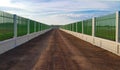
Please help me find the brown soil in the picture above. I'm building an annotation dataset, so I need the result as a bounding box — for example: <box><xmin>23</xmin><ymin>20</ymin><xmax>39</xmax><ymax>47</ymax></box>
<box><xmin>0</xmin><ymin>29</ymin><xmax>120</xmax><ymax>70</ymax></box>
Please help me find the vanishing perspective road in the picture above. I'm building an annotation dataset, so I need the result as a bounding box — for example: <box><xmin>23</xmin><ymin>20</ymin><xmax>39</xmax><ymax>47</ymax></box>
<box><xmin>0</xmin><ymin>29</ymin><xmax>120</xmax><ymax>70</ymax></box>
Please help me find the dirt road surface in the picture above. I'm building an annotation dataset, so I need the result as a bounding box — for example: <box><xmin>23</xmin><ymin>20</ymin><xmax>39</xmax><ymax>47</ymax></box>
<box><xmin>0</xmin><ymin>29</ymin><xmax>120</xmax><ymax>70</ymax></box>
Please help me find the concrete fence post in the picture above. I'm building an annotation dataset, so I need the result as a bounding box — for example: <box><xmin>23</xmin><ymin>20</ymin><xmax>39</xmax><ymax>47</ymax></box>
<box><xmin>27</xmin><ymin>19</ymin><xmax>30</xmax><ymax>34</ymax></box>
<box><xmin>13</xmin><ymin>14</ymin><xmax>17</xmax><ymax>47</ymax></box>
<box><xmin>13</xmin><ymin>14</ymin><xmax>17</xmax><ymax>38</ymax></box>
<box><xmin>82</xmin><ymin>21</ymin><xmax>84</xmax><ymax>34</ymax></box>
<box><xmin>81</xmin><ymin>21</ymin><xmax>84</xmax><ymax>39</ymax></box>
<box><xmin>116</xmin><ymin>11</ymin><xmax>120</xmax><ymax>54</ymax></box>
<box><xmin>76</xmin><ymin>22</ymin><xmax>79</xmax><ymax>37</ymax></box>
<box><xmin>92</xmin><ymin>17</ymin><xmax>95</xmax><ymax>45</ymax></box>
<box><xmin>76</xmin><ymin>22</ymin><xmax>78</xmax><ymax>32</ymax></box>
<box><xmin>40</xmin><ymin>24</ymin><xmax>41</xmax><ymax>31</ymax></box>
<box><xmin>34</xmin><ymin>22</ymin><xmax>36</xmax><ymax>32</ymax></box>
<box><xmin>73</xmin><ymin>23</ymin><xmax>74</xmax><ymax>34</ymax></box>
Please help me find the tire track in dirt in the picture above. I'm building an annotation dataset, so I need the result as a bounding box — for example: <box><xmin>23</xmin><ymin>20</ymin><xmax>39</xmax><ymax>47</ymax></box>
<box><xmin>33</xmin><ymin>29</ymin><xmax>80</xmax><ymax>70</ymax></box>
<box><xmin>60</xmin><ymin>30</ymin><xmax>120</xmax><ymax>70</ymax></box>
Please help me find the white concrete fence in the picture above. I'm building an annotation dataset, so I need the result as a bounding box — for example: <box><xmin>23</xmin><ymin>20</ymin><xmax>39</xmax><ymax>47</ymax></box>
<box><xmin>0</xmin><ymin>28</ymin><xmax>51</xmax><ymax>54</ymax></box>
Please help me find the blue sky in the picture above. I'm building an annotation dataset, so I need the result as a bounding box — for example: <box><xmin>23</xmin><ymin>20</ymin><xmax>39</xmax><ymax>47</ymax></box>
<box><xmin>0</xmin><ymin>0</ymin><xmax>120</xmax><ymax>25</ymax></box>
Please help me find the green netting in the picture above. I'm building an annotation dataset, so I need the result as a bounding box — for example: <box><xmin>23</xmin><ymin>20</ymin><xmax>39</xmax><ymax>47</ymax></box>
<box><xmin>0</xmin><ymin>11</ymin><xmax>14</xmax><ymax>41</ymax></box>
<box><xmin>17</xmin><ymin>16</ymin><xmax>28</xmax><ymax>36</ymax></box>
<box><xmin>77</xmin><ymin>21</ymin><xmax>82</xmax><ymax>33</ymax></box>
<box><xmin>30</xmin><ymin>20</ymin><xmax>35</xmax><ymax>33</ymax></box>
<box><xmin>83</xmin><ymin>19</ymin><xmax>92</xmax><ymax>35</ymax></box>
<box><xmin>67</xmin><ymin>24</ymin><xmax>69</xmax><ymax>30</ymax></box>
<box><xmin>95</xmin><ymin>13</ymin><xmax>116</xmax><ymax>41</ymax></box>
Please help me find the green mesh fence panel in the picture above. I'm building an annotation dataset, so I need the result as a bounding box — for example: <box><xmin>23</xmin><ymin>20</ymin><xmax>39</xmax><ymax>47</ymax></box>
<box><xmin>64</xmin><ymin>25</ymin><xmax>66</xmax><ymax>29</ymax></box>
<box><xmin>38</xmin><ymin>23</ymin><xmax>40</xmax><ymax>31</ymax></box>
<box><xmin>70</xmin><ymin>24</ymin><xmax>71</xmax><ymax>30</ymax></box>
<box><xmin>0</xmin><ymin>11</ymin><xmax>14</xmax><ymax>41</ymax></box>
<box><xmin>68</xmin><ymin>24</ymin><xmax>71</xmax><ymax>30</ymax></box>
<box><xmin>83</xmin><ymin>19</ymin><xmax>92</xmax><ymax>35</ymax></box>
<box><xmin>70</xmin><ymin>24</ymin><xmax>72</xmax><ymax>31</ymax></box>
<box><xmin>0</xmin><ymin>11</ymin><xmax>50</xmax><ymax>41</ymax></box>
<box><xmin>30</xmin><ymin>20</ymin><xmax>35</xmax><ymax>33</ymax></box>
<box><xmin>67</xmin><ymin>25</ymin><xmax>68</xmax><ymax>30</ymax></box>
<box><xmin>68</xmin><ymin>24</ymin><xmax>70</xmax><ymax>30</ymax></box>
<box><xmin>65</xmin><ymin>25</ymin><xmax>67</xmax><ymax>30</ymax></box>
<box><xmin>77</xmin><ymin>21</ymin><xmax>82</xmax><ymax>33</ymax></box>
<box><xmin>44</xmin><ymin>24</ymin><xmax>46</xmax><ymax>30</ymax></box>
<box><xmin>63</xmin><ymin>25</ymin><xmax>65</xmax><ymax>29</ymax></box>
<box><xmin>39</xmin><ymin>23</ymin><xmax>41</xmax><ymax>31</ymax></box>
<box><xmin>17</xmin><ymin>16</ymin><xmax>28</xmax><ymax>36</ymax></box>
<box><xmin>41</xmin><ymin>24</ymin><xmax>44</xmax><ymax>30</ymax></box>
<box><xmin>95</xmin><ymin>13</ymin><xmax>116</xmax><ymax>41</ymax></box>
<box><xmin>43</xmin><ymin>24</ymin><xmax>45</xmax><ymax>30</ymax></box>
<box><xmin>71</xmin><ymin>24</ymin><xmax>73</xmax><ymax>31</ymax></box>
<box><xmin>64</xmin><ymin>25</ymin><xmax>66</xmax><ymax>30</ymax></box>
<box><xmin>45</xmin><ymin>24</ymin><xmax>48</xmax><ymax>30</ymax></box>
<box><xmin>68</xmin><ymin>25</ymin><xmax>70</xmax><ymax>30</ymax></box>
<box><xmin>36</xmin><ymin>22</ymin><xmax>39</xmax><ymax>32</ymax></box>
<box><xmin>66</xmin><ymin>25</ymin><xmax>69</xmax><ymax>30</ymax></box>
<box><xmin>73</xmin><ymin>23</ymin><xmax>76</xmax><ymax>32</ymax></box>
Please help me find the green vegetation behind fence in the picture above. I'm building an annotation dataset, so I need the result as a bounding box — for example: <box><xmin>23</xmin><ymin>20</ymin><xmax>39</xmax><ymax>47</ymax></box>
<box><xmin>95</xmin><ymin>13</ymin><xmax>116</xmax><ymax>41</ymax></box>
<box><xmin>83</xmin><ymin>19</ymin><xmax>92</xmax><ymax>35</ymax></box>
<box><xmin>0</xmin><ymin>11</ymin><xmax>14</xmax><ymax>41</ymax></box>
<box><xmin>17</xmin><ymin>16</ymin><xmax>28</xmax><ymax>36</ymax></box>
<box><xmin>30</xmin><ymin>20</ymin><xmax>35</xmax><ymax>33</ymax></box>
<box><xmin>73</xmin><ymin>23</ymin><xmax>76</xmax><ymax>32</ymax></box>
<box><xmin>77</xmin><ymin>21</ymin><xmax>82</xmax><ymax>33</ymax></box>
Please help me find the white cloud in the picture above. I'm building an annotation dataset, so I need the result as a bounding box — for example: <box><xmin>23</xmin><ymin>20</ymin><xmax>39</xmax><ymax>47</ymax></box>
<box><xmin>0</xmin><ymin>0</ymin><xmax>25</xmax><ymax>9</ymax></box>
<box><xmin>0</xmin><ymin>0</ymin><xmax>120</xmax><ymax>25</ymax></box>
<box><xmin>38</xmin><ymin>15</ymin><xmax>77</xmax><ymax>25</ymax></box>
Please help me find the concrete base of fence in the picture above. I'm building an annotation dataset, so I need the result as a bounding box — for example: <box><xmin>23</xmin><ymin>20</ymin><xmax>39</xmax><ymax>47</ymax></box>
<box><xmin>0</xmin><ymin>29</ymin><xmax>52</xmax><ymax>55</ymax></box>
<box><xmin>61</xmin><ymin>29</ymin><xmax>120</xmax><ymax>56</ymax></box>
